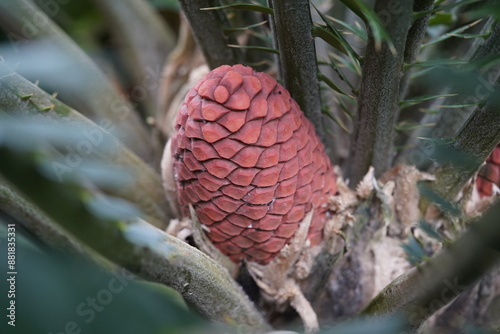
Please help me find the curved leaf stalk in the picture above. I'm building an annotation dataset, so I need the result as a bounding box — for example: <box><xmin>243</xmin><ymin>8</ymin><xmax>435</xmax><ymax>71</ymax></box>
<box><xmin>0</xmin><ymin>176</ymin><xmax>86</xmax><ymax>255</ymax></box>
<box><xmin>428</xmin><ymin>22</ymin><xmax>500</xmax><ymax>140</ymax></box>
<box><xmin>0</xmin><ymin>145</ymin><xmax>271</xmax><ymax>333</ymax></box>
<box><xmin>0</xmin><ymin>66</ymin><xmax>176</xmax><ymax>227</ymax></box>
<box><xmin>0</xmin><ymin>178</ymin><xmax>118</xmax><ymax>272</ymax></box>
<box><xmin>397</xmin><ymin>18</ymin><xmax>497</xmax><ymax>167</ymax></box>
<box><xmin>0</xmin><ymin>0</ymin><xmax>158</xmax><ymax>163</ymax></box>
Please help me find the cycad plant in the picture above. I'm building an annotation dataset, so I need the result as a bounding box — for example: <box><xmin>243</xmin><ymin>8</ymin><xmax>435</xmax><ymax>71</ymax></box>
<box><xmin>0</xmin><ymin>0</ymin><xmax>500</xmax><ymax>333</ymax></box>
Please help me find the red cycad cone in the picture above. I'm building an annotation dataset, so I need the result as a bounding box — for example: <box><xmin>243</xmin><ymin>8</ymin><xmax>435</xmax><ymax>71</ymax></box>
<box><xmin>171</xmin><ymin>64</ymin><xmax>337</xmax><ymax>264</ymax></box>
<box><xmin>476</xmin><ymin>144</ymin><xmax>500</xmax><ymax>197</ymax></box>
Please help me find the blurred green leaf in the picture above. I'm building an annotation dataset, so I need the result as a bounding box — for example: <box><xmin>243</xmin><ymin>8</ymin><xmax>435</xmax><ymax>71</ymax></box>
<box><xmin>401</xmin><ymin>233</ymin><xmax>426</xmax><ymax>266</ymax></box>
<box><xmin>435</xmin><ymin>103</ymin><xmax>478</xmax><ymax>109</ymax></box>
<box><xmin>409</xmin><ymin>66</ymin><xmax>435</xmax><ymax>80</ymax></box>
<box><xmin>395</xmin><ymin>121</ymin><xmax>434</xmax><ymax>132</ymax></box>
<box><xmin>90</xmin><ymin>0</ymin><xmax>176</xmax><ymax>118</ymax></box>
<box><xmin>85</xmin><ymin>195</ymin><xmax>142</xmax><ymax>221</ymax></box>
<box><xmin>418</xmin><ymin>181</ymin><xmax>462</xmax><ymax>216</ymax></box>
<box><xmin>0</xmin><ymin>2</ymin><xmax>156</xmax><ymax>160</ymax></box>
<box><xmin>0</xmin><ymin>70</ymin><xmax>173</xmax><ymax>227</ymax></box>
<box><xmin>223</xmin><ymin>21</ymin><xmax>268</xmax><ymax>33</ymax></box>
<box><xmin>419</xmin><ymin>108</ymin><xmax>440</xmax><ymax>114</ymax></box>
<box><xmin>201</xmin><ymin>3</ymin><xmax>273</xmax><ymax>15</ymax></box>
<box><xmin>418</xmin><ymin>220</ymin><xmax>445</xmax><ymax>243</ymax></box>
<box><xmin>0</xmin><ymin>115</ymin><xmax>114</xmax><ymax>152</ymax></box>
<box><xmin>322</xmin><ymin>106</ymin><xmax>350</xmax><ymax>133</ymax></box>
<box><xmin>448</xmin><ymin>32</ymin><xmax>490</xmax><ymax>39</ymax></box>
<box><xmin>0</xmin><ymin>223</ymin><xmax>205</xmax><ymax>334</ymax></box>
<box><xmin>336</xmin><ymin>94</ymin><xmax>356</xmax><ymax>119</ymax></box>
<box><xmin>460</xmin><ymin>55</ymin><xmax>500</xmax><ymax>72</ymax></box>
<box><xmin>326</xmin><ymin>54</ymin><xmax>356</xmax><ymax>92</ymax></box>
<box><xmin>328</xmin><ymin>51</ymin><xmax>362</xmax><ymax>76</ymax></box>
<box><xmin>414</xmin><ymin>0</ymin><xmax>482</xmax><ymax>20</ymax></box>
<box><xmin>319</xmin><ymin>316</ymin><xmax>407</xmax><ymax>334</ymax></box>
<box><xmin>470</xmin><ymin>2</ymin><xmax>500</xmax><ymax>20</ymax></box>
<box><xmin>123</xmin><ymin>219</ymin><xmax>170</xmax><ymax>248</ymax></box>
<box><xmin>227</xmin><ymin>44</ymin><xmax>279</xmax><ymax>54</ymax></box>
<box><xmin>0</xmin><ymin>218</ymin><xmax>44</xmax><ymax>254</ymax></box>
<box><xmin>0</xmin><ymin>133</ymin><xmax>269</xmax><ymax>329</ymax></box>
<box><xmin>38</xmin><ymin>160</ymin><xmax>133</xmax><ymax>190</ymax></box>
<box><xmin>461</xmin><ymin>324</ymin><xmax>499</xmax><ymax>334</ymax></box>
<box><xmin>420</xmin><ymin>64</ymin><xmax>498</xmax><ymax>104</ymax></box>
<box><xmin>428</xmin><ymin>137</ymin><xmax>480</xmax><ymax>169</ymax></box>
<box><xmin>313</xmin><ymin>25</ymin><xmax>355</xmax><ymax>57</ymax></box>
<box><xmin>338</xmin><ymin>0</ymin><xmax>395</xmax><ymax>53</ymax></box>
<box><xmin>337</xmin><ymin>0</ymin><xmax>364</xmax><ymax>23</ymax></box>
<box><xmin>399</xmin><ymin>93</ymin><xmax>457</xmax><ymax>110</ymax></box>
<box><xmin>312</xmin><ymin>4</ymin><xmax>361</xmax><ymax>61</ymax></box>
<box><xmin>318</xmin><ymin>72</ymin><xmax>353</xmax><ymax>97</ymax></box>
<box><xmin>147</xmin><ymin>0</ymin><xmax>179</xmax><ymax>11</ymax></box>
<box><xmin>137</xmin><ymin>281</ymin><xmax>188</xmax><ymax>310</ymax></box>
<box><xmin>422</xmin><ymin>19</ymin><xmax>484</xmax><ymax>48</ymax></box>
<box><xmin>325</xmin><ymin>14</ymin><xmax>367</xmax><ymax>41</ymax></box>
<box><xmin>428</xmin><ymin>12</ymin><xmax>454</xmax><ymax>26</ymax></box>
<box><xmin>404</xmin><ymin>58</ymin><xmax>468</xmax><ymax>69</ymax></box>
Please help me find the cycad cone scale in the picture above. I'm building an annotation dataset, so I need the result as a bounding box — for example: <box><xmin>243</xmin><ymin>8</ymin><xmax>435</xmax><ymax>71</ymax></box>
<box><xmin>171</xmin><ymin>64</ymin><xmax>337</xmax><ymax>264</ymax></box>
<box><xmin>476</xmin><ymin>144</ymin><xmax>500</xmax><ymax>197</ymax></box>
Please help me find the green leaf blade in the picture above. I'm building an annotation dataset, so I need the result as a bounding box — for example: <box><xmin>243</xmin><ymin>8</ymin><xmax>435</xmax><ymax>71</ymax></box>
<box><xmin>201</xmin><ymin>3</ymin><xmax>274</xmax><ymax>15</ymax></box>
